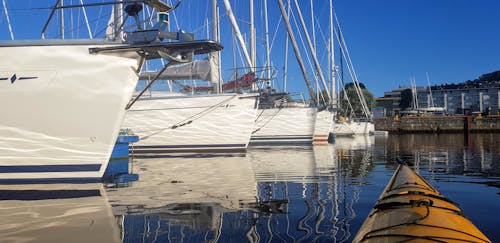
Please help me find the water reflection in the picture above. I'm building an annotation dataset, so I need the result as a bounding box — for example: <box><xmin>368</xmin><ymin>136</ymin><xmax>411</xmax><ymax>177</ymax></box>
<box><xmin>105</xmin><ymin>155</ymin><xmax>258</xmax><ymax>242</ymax></box>
<box><xmin>0</xmin><ymin>184</ymin><xmax>119</xmax><ymax>242</ymax></box>
<box><xmin>246</xmin><ymin>145</ymin><xmax>374</xmax><ymax>242</ymax></box>
<box><xmin>1</xmin><ymin>134</ymin><xmax>497</xmax><ymax>242</ymax></box>
<box><xmin>104</xmin><ymin>138</ymin><xmax>378</xmax><ymax>242</ymax></box>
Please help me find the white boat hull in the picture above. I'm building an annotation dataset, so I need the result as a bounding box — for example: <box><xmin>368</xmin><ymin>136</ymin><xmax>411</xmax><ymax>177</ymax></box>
<box><xmin>123</xmin><ymin>93</ymin><xmax>258</xmax><ymax>154</ymax></box>
<box><xmin>0</xmin><ymin>44</ymin><xmax>138</xmax><ymax>182</ymax></box>
<box><xmin>313</xmin><ymin>110</ymin><xmax>334</xmax><ymax>144</ymax></box>
<box><xmin>250</xmin><ymin>107</ymin><xmax>316</xmax><ymax>145</ymax></box>
<box><xmin>331</xmin><ymin>121</ymin><xmax>375</xmax><ymax>137</ymax></box>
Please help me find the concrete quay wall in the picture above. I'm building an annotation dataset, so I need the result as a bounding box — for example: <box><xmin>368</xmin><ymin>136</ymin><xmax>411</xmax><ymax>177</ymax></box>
<box><xmin>374</xmin><ymin>116</ymin><xmax>500</xmax><ymax>133</ymax></box>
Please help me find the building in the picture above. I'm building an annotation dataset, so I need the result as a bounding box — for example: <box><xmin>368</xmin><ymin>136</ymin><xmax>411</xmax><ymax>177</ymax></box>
<box><xmin>417</xmin><ymin>87</ymin><xmax>500</xmax><ymax>115</ymax></box>
<box><xmin>375</xmin><ymin>71</ymin><xmax>500</xmax><ymax>116</ymax></box>
<box><xmin>375</xmin><ymin>86</ymin><xmax>500</xmax><ymax>116</ymax></box>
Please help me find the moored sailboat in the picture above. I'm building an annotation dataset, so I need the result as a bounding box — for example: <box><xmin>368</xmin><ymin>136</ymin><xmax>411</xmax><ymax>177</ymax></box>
<box><xmin>124</xmin><ymin>91</ymin><xmax>258</xmax><ymax>155</ymax></box>
<box><xmin>0</xmin><ymin>1</ymin><xmax>222</xmax><ymax>182</ymax></box>
<box><xmin>123</xmin><ymin>0</ymin><xmax>259</xmax><ymax>155</ymax></box>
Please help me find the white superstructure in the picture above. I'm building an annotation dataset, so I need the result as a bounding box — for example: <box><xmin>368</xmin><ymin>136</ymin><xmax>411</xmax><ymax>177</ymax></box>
<box><xmin>124</xmin><ymin>92</ymin><xmax>258</xmax><ymax>154</ymax></box>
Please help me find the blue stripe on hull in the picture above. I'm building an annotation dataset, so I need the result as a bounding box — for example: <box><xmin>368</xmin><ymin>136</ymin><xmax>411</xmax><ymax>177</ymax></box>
<box><xmin>0</xmin><ymin>189</ymin><xmax>101</xmax><ymax>200</ymax></box>
<box><xmin>0</xmin><ymin>164</ymin><xmax>102</xmax><ymax>173</ymax></box>
<box><xmin>132</xmin><ymin>144</ymin><xmax>247</xmax><ymax>149</ymax></box>
<box><xmin>249</xmin><ymin>141</ymin><xmax>312</xmax><ymax>146</ymax></box>
<box><xmin>0</xmin><ymin>177</ymin><xmax>102</xmax><ymax>184</ymax></box>
<box><xmin>249</xmin><ymin>136</ymin><xmax>313</xmax><ymax>146</ymax></box>
<box><xmin>250</xmin><ymin>136</ymin><xmax>312</xmax><ymax>141</ymax></box>
<box><xmin>130</xmin><ymin>144</ymin><xmax>248</xmax><ymax>154</ymax></box>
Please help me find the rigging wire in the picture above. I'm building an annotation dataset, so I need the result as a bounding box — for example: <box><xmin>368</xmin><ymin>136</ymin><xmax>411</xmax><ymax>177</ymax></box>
<box><xmin>333</xmin><ymin>23</ymin><xmax>366</xmax><ymax>118</ymax></box>
<box><xmin>2</xmin><ymin>0</ymin><xmax>14</xmax><ymax>40</ymax></box>
<box><xmin>79</xmin><ymin>0</ymin><xmax>93</xmax><ymax>38</ymax></box>
<box><xmin>333</xmin><ymin>8</ymin><xmax>370</xmax><ymax>117</ymax></box>
<box><xmin>290</xmin><ymin>9</ymin><xmax>326</xmax><ymax>105</ymax></box>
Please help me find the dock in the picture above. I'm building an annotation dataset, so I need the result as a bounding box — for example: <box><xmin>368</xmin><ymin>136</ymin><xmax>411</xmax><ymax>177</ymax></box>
<box><xmin>374</xmin><ymin>115</ymin><xmax>500</xmax><ymax>134</ymax></box>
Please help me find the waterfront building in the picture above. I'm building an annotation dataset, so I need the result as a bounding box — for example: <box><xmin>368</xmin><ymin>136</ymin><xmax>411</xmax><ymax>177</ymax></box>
<box><xmin>417</xmin><ymin>87</ymin><xmax>500</xmax><ymax>115</ymax></box>
<box><xmin>375</xmin><ymin>71</ymin><xmax>500</xmax><ymax>116</ymax></box>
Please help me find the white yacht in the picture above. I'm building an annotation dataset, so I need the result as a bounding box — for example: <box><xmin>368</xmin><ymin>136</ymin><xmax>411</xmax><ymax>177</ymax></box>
<box><xmin>332</xmin><ymin>119</ymin><xmax>375</xmax><ymax>137</ymax></box>
<box><xmin>0</xmin><ymin>1</ymin><xmax>222</xmax><ymax>182</ymax></box>
<box><xmin>124</xmin><ymin>92</ymin><xmax>258</xmax><ymax>155</ymax></box>
<box><xmin>250</xmin><ymin>99</ymin><xmax>317</xmax><ymax>146</ymax></box>
<box><xmin>250</xmin><ymin>93</ymin><xmax>338</xmax><ymax>146</ymax></box>
<box><xmin>0</xmin><ymin>41</ymin><xmax>140</xmax><ymax>182</ymax></box>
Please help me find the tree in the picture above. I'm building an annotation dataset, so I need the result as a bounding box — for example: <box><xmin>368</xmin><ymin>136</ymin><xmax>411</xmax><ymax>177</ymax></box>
<box><xmin>338</xmin><ymin>82</ymin><xmax>375</xmax><ymax>117</ymax></box>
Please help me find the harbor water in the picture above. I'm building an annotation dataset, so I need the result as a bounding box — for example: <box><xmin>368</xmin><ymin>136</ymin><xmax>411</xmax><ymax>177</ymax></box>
<box><xmin>1</xmin><ymin>134</ymin><xmax>498</xmax><ymax>242</ymax></box>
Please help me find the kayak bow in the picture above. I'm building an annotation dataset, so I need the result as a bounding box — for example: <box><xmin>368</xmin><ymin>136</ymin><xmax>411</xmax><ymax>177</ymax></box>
<box><xmin>353</xmin><ymin>164</ymin><xmax>491</xmax><ymax>243</ymax></box>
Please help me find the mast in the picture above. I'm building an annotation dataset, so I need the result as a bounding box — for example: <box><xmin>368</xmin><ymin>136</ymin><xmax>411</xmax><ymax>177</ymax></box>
<box><xmin>250</xmin><ymin>0</ymin><xmax>256</xmax><ymax>69</ymax></box>
<box><xmin>263</xmin><ymin>0</ymin><xmax>271</xmax><ymax>82</ymax></box>
<box><xmin>311</xmin><ymin>0</ymin><xmax>319</xmax><ymax>103</ymax></box>
<box><xmin>426</xmin><ymin>72</ymin><xmax>434</xmax><ymax>107</ymax></box>
<box><xmin>329</xmin><ymin>0</ymin><xmax>336</xmax><ymax>107</ymax></box>
<box><xmin>113</xmin><ymin>1</ymin><xmax>123</xmax><ymax>41</ymax></box>
<box><xmin>277</xmin><ymin>0</ymin><xmax>315</xmax><ymax>101</ymax></box>
<box><xmin>283</xmin><ymin>0</ymin><xmax>291</xmax><ymax>92</ymax></box>
<box><xmin>222</xmin><ymin>0</ymin><xmax>253</xmax><ymax>72</ymax></box>
<box><xmin>292</xmin><ymin>0</ymin><xmax>331</xmax><ymax>102</ymax></box>
<box><xmin>310</xmin><ymin>0</ymin><xmax>315</xmax><ymax>58</ymax></box>
<box><xmin>211</xmin><ymin>0</ymin><xmax>222</xmax><ymax>93</ymax></box>
<box><xmin>59</xmin><ymin>0</ymin><xmax>64</xmax><ymax>39</ymax></box>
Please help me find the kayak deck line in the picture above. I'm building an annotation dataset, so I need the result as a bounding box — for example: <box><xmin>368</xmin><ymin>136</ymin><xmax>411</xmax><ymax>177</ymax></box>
<box><xmin>374</xmin><ymin>191</ymin><xmax>461</xmax><ymax>212</ymax></box>
<box><xmin>353</xmin><ymin>163</ymin><xmax>492</xmax><ymax>243</ymax></box>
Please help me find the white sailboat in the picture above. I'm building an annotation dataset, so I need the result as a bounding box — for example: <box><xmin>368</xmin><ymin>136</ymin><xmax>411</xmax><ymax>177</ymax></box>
<box><xmin>330</xmin><ymin>5</ymin><xmax>374</xmax><ymax>137</ymax></box>
<box><xmin>0</xmin><ymin>42</ymin><xmax>139</xmax><ymax>182</ymax></box>
<box><xmin>249</xmin><ymin>0</ymin><xmax>320</xmax><ymax>146</ymax></box>
<box><xmin>332</xmin><ymin>119</ymin><xmax>374</xmax><ymax>136</ymax></box>
<box><xmin>251</xmin><ymin>99</ymin><xmax>317</xmax><ymax>146</ymax></box>
<box><xmin>123</xmin><ymin>0</ymin><xmax>259</xmax><ymax>155</ymax></box>
<box><xmin>0</xmin><ymin>1</ymin><xmax>222</xmax><ymax>182</ymax></box>
<box><xmin>124</xmin><ymin>92</ymin><xmax>258</xmax><ymax>154</ymax></box>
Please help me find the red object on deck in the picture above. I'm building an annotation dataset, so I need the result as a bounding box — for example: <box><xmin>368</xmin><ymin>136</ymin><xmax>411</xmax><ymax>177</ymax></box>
<box><xmin>182</xmin><ymin>72</ymin><xmax>255</xmax><ymax>92</ymax></box>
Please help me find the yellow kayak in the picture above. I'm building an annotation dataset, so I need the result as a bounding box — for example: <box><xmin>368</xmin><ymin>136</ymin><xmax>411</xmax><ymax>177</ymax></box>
<box><xmin>353</xmin><ymin>164</ymin><xmax>491</xmax><ymax>243</ymax></box>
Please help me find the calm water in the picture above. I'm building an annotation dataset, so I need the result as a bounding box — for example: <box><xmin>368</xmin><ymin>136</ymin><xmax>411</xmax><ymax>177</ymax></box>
<box><xmin>0</xmin><ymin>134</ymin><xmax>499</xmax><ymax>242</ymax></box>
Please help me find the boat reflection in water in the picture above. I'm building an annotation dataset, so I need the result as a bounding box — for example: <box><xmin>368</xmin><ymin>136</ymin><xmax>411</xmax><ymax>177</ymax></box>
<box><xmin>0</xmin><ymin>135</ymin><xmax>495</xmax><ymax>241</ymax></box>
<box><xmin>106</xmin><ymin>137</ymin><xmax>375</xmax><ymax>242</ymax></box>
<box><xmin>105</xmin><ymin>155</ymin><xmax>258</xmax><ymax>242</ymax></box>
<box><xmin>0</xmin><ymin>184</ymin><xmax>119</xmax><ymax>242</ymax></box>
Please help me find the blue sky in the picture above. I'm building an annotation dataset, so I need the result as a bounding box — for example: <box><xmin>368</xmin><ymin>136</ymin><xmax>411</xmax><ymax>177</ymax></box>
<box><xmin>1</xmin><ymin>0</ymin><xmax>499</xmax><ymax>97</ymax></box>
